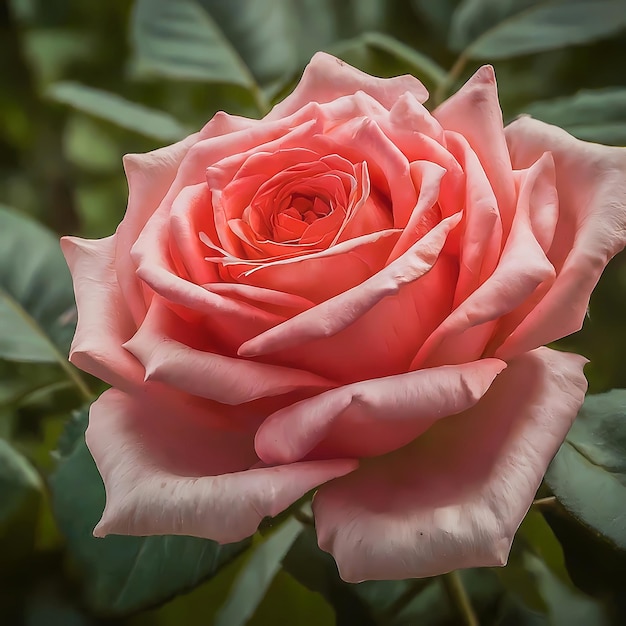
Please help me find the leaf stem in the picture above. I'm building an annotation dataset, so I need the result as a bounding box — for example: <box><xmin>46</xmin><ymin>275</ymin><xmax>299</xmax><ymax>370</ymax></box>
<box><xmin>59</xmin><ymin>360</ymin><xmax>93</xmax><ymax>403</ymax></box>
<box><xmin>251</xmin><ymin>84</ymin><xmax>271</xmax><ymax>118</ymax></box>
<box><xmin>292</xmin><ymin>508</ymin><xmax>314</xmax><ymax>526</ymax></box>
<box><xmin>441</xmin><ymin>570</ymin><xmax>478</xmax><ymax>626</ymax></box>
<box><xmin>377</xmin><ymin>578</ymin><xmax>432</xmax><ymax>624</ymax></box>
<box><xmin>532</xmin><ymin>496</ymin><xmax>557</xmax><ymax>510</ymax></box>
<box><xmin>432</xmin><ymin>52</ymin><xmax>469</xmax><ymax>108</ymax></box>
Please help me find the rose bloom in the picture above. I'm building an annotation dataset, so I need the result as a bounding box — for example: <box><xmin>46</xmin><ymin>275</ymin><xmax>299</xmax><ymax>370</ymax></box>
<box><xmin>62</xmin><ymin>53</ymin><xmax>626</xmax><ymax>582</ymax></box>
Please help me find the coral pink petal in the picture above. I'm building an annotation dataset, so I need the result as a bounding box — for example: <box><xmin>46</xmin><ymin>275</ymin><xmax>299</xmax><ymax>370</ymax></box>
<box><xmin>434</xmin><ymin>65</ymin><xmax>516</xmax><ymax>234</ymax></box>
<box><xmin>497</xmin><ymin>117</ymin><xmax>626</xmax><ymax>359</ymax></box>
<box><xmin>413</xmin><ymin>165</ymin><xmax>556</xmax><ymax>367</ymax></box>
<box><xmin>266</xmin><ymin>52</ymin><xmax>428</xmax><ymax>122</ymax></box>
<box><xmin>224</xmin><ymin>228</ymin><xmax>401</xmax><ymax>302</ymax></box>
<box><xmin>313</xmin><ymin>347</ymin><xmax>587</xmax><ymax>582</ymax></box>
<box><xmin>88</xmin><ymin>388</ymin><xmax>358</xmax><ymax>544</ymax></box>
<box><xmin>238</xmin><ymin>212</ymin><xmax>461</xmax><ymax>357</ymax></box>
<box><xmin>446</xmin><ymin>131</ymin><xmax>502</xmax><ymax>304</ymax></box>
<box><xmin>255</xmin><ymin>358</ymin><xmax>506</xmax><ymax>463</ymax></box>
<box><xmin>60</xmin><ymin>235</ymin><xmax>143</xmax><ymax>390</ymax></box>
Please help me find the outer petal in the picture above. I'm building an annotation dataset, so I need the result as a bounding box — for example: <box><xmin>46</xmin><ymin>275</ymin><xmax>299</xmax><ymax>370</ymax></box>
<box><xmin>116</xmin><ymin>112</ymin><xmax>255</xmax><ymax>322</ymax></box>
<box><xmin>88</xmin><ymin>389</ymin><xmax>358</xmax><ymax>544</ymax></box>
<box><xmin>313</xmin><ymin>348</ymin><xmax>587</xmax><ymax>582</ymax></box>
<box><xmin>117</xmin><ymin>132</ymin><xmax>200</xmax><ymax>322</ymax></box>
<box><xmin>497</xmin><ymin>117</ymin><xmax>626</xmax><ymax>359</ymax></box>
<box><xmin>266</xmin><ymin>52</ymin><xmax>428</xmax><ymax>121</ymax></box>
<box><xmin>124</xmin><ymin>298</ymin><xmax>336</xmax><ymax>404</ymax></box>
<box><xmin>255</xmin><ymin>358</ymin><xmax>506</xmax><ymax>463</ymax></box>
<box><xmin>60</xmin><ymin>235</ymin><xmax>143</xmax><ymax>389</ymax></box>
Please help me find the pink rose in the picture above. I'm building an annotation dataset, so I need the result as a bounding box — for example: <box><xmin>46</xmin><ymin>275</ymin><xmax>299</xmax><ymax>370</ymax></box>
<box><xmin>62</xmin><ymin>53</ymin><xmax>626</xmax><ymax>582</ymax></box>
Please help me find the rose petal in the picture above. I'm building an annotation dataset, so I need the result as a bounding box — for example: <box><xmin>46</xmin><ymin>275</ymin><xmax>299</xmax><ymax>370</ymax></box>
<box><xmin>255</xmin><ymin>358</ymin><xmax>506</xmax><ymax>463</ymax></box>
<box><xmin>434</xmin><ymin>65</ymin><xmax>516</xmax><ymax>235</ymax></box>
<box><xmin>313</xmin><ymin>347</ymin><xmax>587</xmax><ymax>582</ymax></box>
<box><xmin>413</xmin><ymin>158</ymin><xmax>556</xmax><ymax>367</ymax></box>
<box><xmin>124</xmin><ymin>299</ymin><xmax>336</xmax><ymax>404</ymax></box>
<box><xmin>221</xmin><ymin>228</ymin><xmax>401</xmax><ymax>302</ymax></box>
<box><xmin>89</xmin><ymin>388</ymin><xmax>358</xmax><ymax>544</ymax></box>
<box><xmin>445</xmin><ymin>131</ymin><xmax>503</xmax><ymax>304</ymax></box>
<box><xmin>496</xmin><ymin>117</ymin><xmax>626</xmax><ymax>359</ymax></box>
<box><xmin>238</xmin><ymin>212</ymin><xmax>461</xmax><ymax>357</ymax></box>
<box><xmin>60</xmin><ymin>235</ymin><xmax>143</xmax><ymax>390</ymax></box>
<box><xmin>117</xmin><ymin>133</ymin><xmax>201</xmax><ymax>322</ymax></box>
<box><xmin>266</xmin><ymin>52</ymin><xmax>428</xmax><ymax>122</ymax></box>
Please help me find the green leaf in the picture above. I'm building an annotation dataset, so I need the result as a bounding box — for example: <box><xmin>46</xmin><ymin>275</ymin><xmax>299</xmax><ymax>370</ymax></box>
<box><xmin>522</xmin><ymin>552</ymin><xmax>611</xmax><ymax>626</ymax></box>
<box><xmin>523</xmin><ymin>88</ymin><xmax>626</xmax><ymax>146</ymax></box>
<box><xmin>450</xmin><ymin>0</ymin><xmax>626</xmax><ymax>59</ymax></box>
<box><xmin>215</xmin><ymin>517</ymin><xmax>304</xmax><ymax>626</ymax></box>
<box><xmin>0</xmin><ymin>438</ymin><xmax>42</xmax><ymax>564</ymax></box>
<box><xmin>0</xmin><ymin>206</ymin><xmax>75</xmax><ymax>364</ymax></box>
<box><xmin>0</xmin><ymin>437</ymin><xmax>42</xmax><ymax>530</ymax></box>
<box><xmin>47</xmin><ymin>82</ymin><xmax>189</xmax><ymax>142</ymax></box>
<box><xmin>546</xmin><ymin>390</ymin><xmax>626</xmax><ymax>551</ymax></box>
<box><xmin>249</xmin><ymin>570</ymin><xmax>336</xmax><ymax>626</ymax></box>
<box><xmin>330</xmin><ymin>32</ymin><xmax>448</xmax><ymax>93</ymax></box>
<box><xmin>410</xmin><ymin>0</ymin><xmax>461</xmax><ymax>36</ymax></box>
<box><xmin>49</xmin><ymin>407</ymin><xmax>251</xmax><ymax>615</ymax></box>
<box><xmin>131</xmin><ymin>0</ymin><xmax>263</xmax><ymax>88</ymax></box>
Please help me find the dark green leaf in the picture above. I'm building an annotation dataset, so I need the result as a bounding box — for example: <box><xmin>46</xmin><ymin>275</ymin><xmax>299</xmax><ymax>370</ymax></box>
<box><xmin>131</xmin><ymin>0</ymin><xmax>263</xmax><ymax>88</ymax></box>
<box><xmin>47</xmin><ymin>82</ymin><xmax>190</xmax><ymax>142</ymax></box>
<box><xmin>450</xmin><ymin>0</ymin><xmax>626</xmax><ymax>59</ymax></box>
<box><xmin>215</xmin><ymin>517</ymin><xmax>304</xmax><ymax>626</ymax></box>
<box><xmin>0</xmin><ymin>438</ymin><xmax>42</xmax><ymax>566</ymax></box>
<box><xmin>523</xmin><ymin>88</ymin><xmax>626</xmax><ymax>146</ymax></box>
<box><xmin>0</xmin><ymin>206</ymin><xmax>75</xmax><ymax>364</ymax></box>
<box><xmin>0</xmin><ymin>438</ymin><xmax>42</xmax><ymax>530</ymax></box>
<box><xmin>196</xmin><ymin>0</ymin><xmax>297</xmax><ymax>85</ymax></box>
<box><xmin>410</xmin><ymin>0</ymin><xmax>461</xmax><ymax>36</ymax></box>
<box><xmin>546</xmin><ymin>390</ymin><xmax>626</xmax><ymax>551</ymax></box>
<box><xmin>49</xmin><ymin>407</ymin><xmax>251</xmax><ymax>615</ymax></box>
<box><xmin>521</xmin><ymin>552</ymin><xmax>611</xmax><ymax>625</ymax></box>
<box><xmin>130</xmin><ymin>0</ymin><xmax>386</xmax><ymax>104</ymax></box>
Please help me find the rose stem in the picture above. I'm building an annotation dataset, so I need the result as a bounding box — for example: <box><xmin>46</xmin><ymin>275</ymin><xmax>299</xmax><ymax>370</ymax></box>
<box><xmin>441</xmin><ymin>570</ymin><xmax>479</xmax><ymax>626</ymax></box>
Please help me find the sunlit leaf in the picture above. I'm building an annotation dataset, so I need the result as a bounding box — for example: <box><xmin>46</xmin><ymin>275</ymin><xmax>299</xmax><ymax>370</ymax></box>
<box><xmin>249</xmin><ymin>570</ymin><xmax>336</xmax><ymax>626</ymax></box>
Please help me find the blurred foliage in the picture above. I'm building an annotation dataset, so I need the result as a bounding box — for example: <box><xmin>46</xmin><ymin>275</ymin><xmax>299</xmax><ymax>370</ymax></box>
<box><xmin>2</xmin><ymin>0</ymin><xmax>626</xmax><ymax>624</ymax></box>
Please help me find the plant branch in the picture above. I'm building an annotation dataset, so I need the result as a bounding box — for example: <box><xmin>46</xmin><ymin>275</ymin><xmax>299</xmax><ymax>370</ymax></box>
<box><xmin>432</xmin><ymin>52</ymin><xmax>469</xmax><ymax>108</ymax></box>
<box><xmin>377</xmin><ymin>578</ymin><xmax>432</xmax><ymax>624</ymax></box>
<box><xmin>441</xmin><ymin>570</ymin><xmax>478</xmax><ymax>626</ymax></box>
<box><xmin>532</xmin><ymin>496</ymin><xmax>557</xmax><ymax>510</ymax></box>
